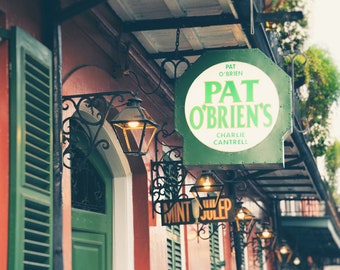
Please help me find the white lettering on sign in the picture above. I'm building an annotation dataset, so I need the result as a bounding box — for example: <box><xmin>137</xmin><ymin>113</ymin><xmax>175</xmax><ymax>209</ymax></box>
<box><xmin>185</xmin><ymin>61</ymin><xmax>279</xmax><ymax>152</ymax></box>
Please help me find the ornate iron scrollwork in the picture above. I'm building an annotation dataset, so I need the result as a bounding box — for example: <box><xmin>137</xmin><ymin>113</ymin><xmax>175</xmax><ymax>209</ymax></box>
<box><xmin>150</xmin><ymin>124</ymin><xmax>189</xmax><ymax>216</ymax></box>
<box><xmin>71</xmin><ymin>147</ymin><xmax>106</xmax><ymax>213</ymax></box>
<box><xmin>252</xmin><ymin>237</ymin><xmax>264</xmax><ymax>268</ymax></box>
<box><xmin>196</xmin><ymin>222</ymin><xmax>226</xmax><ymax>241</ymax></box>
<box><xmin>62</xmin><ymin>90</ymin><xmax>135</xmax><ymax>169</ymax></box>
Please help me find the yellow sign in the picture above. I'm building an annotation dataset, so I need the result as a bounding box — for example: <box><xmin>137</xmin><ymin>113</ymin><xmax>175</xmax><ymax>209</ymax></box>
<box><xmin>161</xmin><ymin>197</ymin><xmax>235</xmax><ymax>226</ymax></box>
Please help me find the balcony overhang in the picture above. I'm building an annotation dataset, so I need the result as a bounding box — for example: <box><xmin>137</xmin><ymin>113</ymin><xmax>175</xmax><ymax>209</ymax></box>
<box><xmin>281</xmin><ymin>216</ymin><xmax>340</xmax><ymax>261</ymax></box>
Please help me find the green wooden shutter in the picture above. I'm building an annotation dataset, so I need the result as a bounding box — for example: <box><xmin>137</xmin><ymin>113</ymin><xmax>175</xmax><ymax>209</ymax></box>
<box><xmin>167</xmin><ymin>225</ymin><xmax>182</xmax><ymax>270</ymax></box>
<box><xmin>209</xmin><ymin>224</ymin><xmax>225</xmax><ymax>269</ymax></box>
<box><xmin>8</xmin><ymin>26</ymin><xmax>53</xmax><ymax>270</ymax></box>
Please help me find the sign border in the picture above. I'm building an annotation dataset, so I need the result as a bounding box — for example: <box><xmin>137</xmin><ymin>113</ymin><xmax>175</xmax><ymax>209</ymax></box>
<box><xmin>175</xmin><ymin>49</ymin><xmax>292</xmax><ymax>168</ymax></box>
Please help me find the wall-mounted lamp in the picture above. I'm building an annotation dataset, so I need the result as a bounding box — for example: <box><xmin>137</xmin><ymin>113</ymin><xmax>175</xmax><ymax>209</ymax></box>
<box><xmin>256</xmin><ymin>221</ymin><xmax>275</xmax><ymax>240</ymax></box>
<box><xmin>62</xmin><ymin>91</ymin><xmax>158</xmax><ymax>171</ymax></box>
<box><xmin>275</xmin><ymin>239</ymin><xmax>293</xmax><ymax>264</ymax></box>
<box><xmin>190</xmin><ymin>171</ymin><xmax>224</xmax><ymax>210</ymax></box>
<box><xmin>254</xmin><ymin>221</ymin><xmax>276</xmax><ymax>264</ymax></box>
<box><xmin>235</xmin><ymin>202</ymin><xmax>255</xmax><ymax>232</ymax></box>
<box><xmin>252</xmin><ymin>222</ymin><xmax>276</xmax><ymax>269</ymax></box>
<box><xmin>110</xmin><ymin>97</ymin><xmax>158</xmax><ymax>156</ymax></box>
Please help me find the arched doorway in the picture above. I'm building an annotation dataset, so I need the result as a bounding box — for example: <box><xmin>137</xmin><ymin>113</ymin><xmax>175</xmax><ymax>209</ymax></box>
<box><xmin>71</xmin><ymin>147</ymin><xmax>112</xmax><ymax>270</ymax></box>
<box><xmin>67</xmin><ymin>113</ymin><xmax>134</xmax><ymax>270</ymax></box>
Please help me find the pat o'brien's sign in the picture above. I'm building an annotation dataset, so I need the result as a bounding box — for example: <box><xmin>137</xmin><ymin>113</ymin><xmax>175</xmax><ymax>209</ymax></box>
<box><xmin>161</xmin><ymin>197</ymin><xmax>235</xmax><ymax>226</ymax></box>
<box><xmin>175</xmin><ymin>49</ymin><xmax>292</xmax><ymax>168</ymax></box>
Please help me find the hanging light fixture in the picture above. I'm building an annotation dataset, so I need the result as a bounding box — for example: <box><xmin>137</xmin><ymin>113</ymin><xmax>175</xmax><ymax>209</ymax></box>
<box><xmin>110</xmin><ymin>97</ymin><xmax>158</xmax><ymax>156</ymax></box>
<box><xmin>292</xmin><ymin>256</ymin><xmax>301</xmax><ymax>266</ymax></box>
<box><xmin>190</xmin><ymin>170</ymin><xmax>224</xmax><ymax>210</ymax></box>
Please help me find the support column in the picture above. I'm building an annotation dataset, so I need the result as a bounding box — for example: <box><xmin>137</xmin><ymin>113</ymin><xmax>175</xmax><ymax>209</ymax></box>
<box><xmin>228</xmin><ymin>182</ymin><xmax>245</xmax><ymax>270</ymax></box>
<box><xmin>273</xmin><ymin>200</ymin><xmax>281</xmax><ymax>270</ymax></box>
<box><xmin>42</xmin><ymin>1</ymin><xmax>64</xmax><ymax>269</ymax></box>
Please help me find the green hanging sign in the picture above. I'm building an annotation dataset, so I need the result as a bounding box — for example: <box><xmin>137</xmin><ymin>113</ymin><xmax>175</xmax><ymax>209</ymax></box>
<box><xmin>175</xmin><ymin>49</ymin><xmax>292</xmax><ymax>168</ymax></box>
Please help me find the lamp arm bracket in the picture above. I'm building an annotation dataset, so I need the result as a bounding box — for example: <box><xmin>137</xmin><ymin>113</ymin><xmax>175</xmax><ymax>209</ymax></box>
<box><xmin>62</xmin><ymin>90</ymin><xmax>136</xmax><ymax>169</ymax></box>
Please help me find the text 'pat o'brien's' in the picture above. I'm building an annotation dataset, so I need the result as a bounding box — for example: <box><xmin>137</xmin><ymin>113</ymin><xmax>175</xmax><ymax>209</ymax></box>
<box><xmin>188</xmin><ymin>80</ymin><xmax>273</xmax><ymax>130</ymax></box>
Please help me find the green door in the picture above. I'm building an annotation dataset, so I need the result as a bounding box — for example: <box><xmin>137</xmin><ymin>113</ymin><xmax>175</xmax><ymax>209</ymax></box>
<box><xmin>72</xmin><ymin>231</ymin><xmax>105</xmax><ymax>270</ymax></box>
<box><xmin>71</xmin><ymin>148</ymin><xmax>112</xmax><ymax>270</ymax></box>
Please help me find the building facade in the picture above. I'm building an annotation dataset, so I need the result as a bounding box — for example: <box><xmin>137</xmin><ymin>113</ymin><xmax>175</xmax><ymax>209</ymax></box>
<box><xmin>0</xmin><ymin>1</ymin><xmax>340</xmax><ymax>270</ymax></box>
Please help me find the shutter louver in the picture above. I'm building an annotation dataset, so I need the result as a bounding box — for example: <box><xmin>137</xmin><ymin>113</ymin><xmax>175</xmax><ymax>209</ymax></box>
<box><xmin>167</xmin><ymin>225</ymin><xmax>182</xmax><ymax>270</ymax></box>
<box><xmin>25</xmin><ymin>53</ymin><xmax>51</xmax><ymax>195</ymax></box>
<box><xmin>210</xmin><ymin>224</ymin><xmax>222</xmax><ymax>270</ymax></box>
<box><xmin>9</xmin><ymin>27</ymin><xmax>53</xmax><ymax>270</ymax></box>
<box><xmin>24</xmin><ymin>200</ymin><xmax>51</xmax><ymax>268</ymax></box>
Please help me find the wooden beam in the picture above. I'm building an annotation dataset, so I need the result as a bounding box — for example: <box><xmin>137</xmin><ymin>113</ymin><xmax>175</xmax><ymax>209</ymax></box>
<box><xmin>122</xmin><ymin>13</ymin><xmax>240</xmax><ymax>32</ymax></box>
